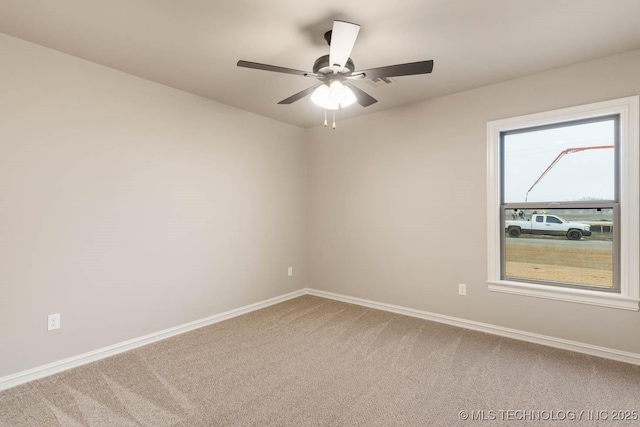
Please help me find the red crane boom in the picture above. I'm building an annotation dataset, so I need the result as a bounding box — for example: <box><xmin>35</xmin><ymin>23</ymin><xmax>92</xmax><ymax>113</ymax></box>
<box><xmin>524</xmin><ymin>145</ymin><xmax>614</xmax><ymax>202</ymax></box>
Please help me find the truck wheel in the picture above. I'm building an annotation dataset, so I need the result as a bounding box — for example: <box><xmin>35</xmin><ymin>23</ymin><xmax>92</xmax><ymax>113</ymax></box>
<box><xmin>567</xmin><ymin>229</ymin><xmax>583</xmax><ymax>240</ymax></box>
<box><xmin>508</xmin><ymin>227</ymin><xmax>521</xmax><ymax>238</ymax></box>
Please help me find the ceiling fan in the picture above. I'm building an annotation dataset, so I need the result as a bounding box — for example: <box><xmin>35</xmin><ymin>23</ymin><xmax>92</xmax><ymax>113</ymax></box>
<box><xmin>237</xmin><ymin>20</ymin><xmax>434</xmax><ymax>128</ymax></box>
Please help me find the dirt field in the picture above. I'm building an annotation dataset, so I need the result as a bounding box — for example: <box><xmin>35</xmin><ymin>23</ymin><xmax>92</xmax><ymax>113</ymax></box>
<box><xmin>505</xmin><ymin>243</ymin><xmax>613</xmax><ymax>287</ymax></box>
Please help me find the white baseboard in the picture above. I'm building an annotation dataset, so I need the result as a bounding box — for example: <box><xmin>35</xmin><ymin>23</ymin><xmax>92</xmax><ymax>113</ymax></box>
<box><xmin>3</xmin><ymin>287</ymin><xmax>638</xmax><ymax>392</ymax></box>
<box><xmin>0</xmin><ymin>289</ymin><xmax>306</xmax><ymax>391</ymax></box>
<box><xmin>305</xmin><ymin>288</ymin><xmax>640</xmax><ymax>366</ymax></box>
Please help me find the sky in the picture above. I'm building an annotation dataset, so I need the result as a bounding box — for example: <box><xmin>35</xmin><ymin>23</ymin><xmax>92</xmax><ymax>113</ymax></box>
<box><xmin>503</xmin><ymin>118</ymin><xmax>615</xmax><ymax>203</ymax></box>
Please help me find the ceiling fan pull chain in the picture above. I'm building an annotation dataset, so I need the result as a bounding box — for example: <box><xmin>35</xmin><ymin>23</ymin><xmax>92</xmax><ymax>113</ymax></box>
<box><xmin>332</xmin><ymin>110</ymin><xmax>336</xmax><ymax>130</ymax></box>
<box><xmin>324</xmin><ymin>109</ymin><xmax>328</xmax><ymax>127</ymax></box>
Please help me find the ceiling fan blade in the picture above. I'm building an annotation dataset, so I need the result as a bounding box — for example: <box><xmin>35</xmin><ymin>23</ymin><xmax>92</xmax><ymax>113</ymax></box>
<box><xmin>278</xmin><ymin>84</ymin><xmax>323</xmax><ymax>105</ymax></box>
<box><xmin>329</xmin><ymin>21</ymin><xmax>360</xmax><ymax>70</ymax></box>
<box><xmin>344</xmin><ymin>82</ymin><xmax>377</xmax><ymax>107</ymax></box>
<box><xmin>356</xmin><ymin>60</ymin><xmax>434</xmax><ymax>80</ymax></box>
<box><xmin>237</xmin><ymin>60</ymin><xmax>316</xmax><ymax>77</ymax></box>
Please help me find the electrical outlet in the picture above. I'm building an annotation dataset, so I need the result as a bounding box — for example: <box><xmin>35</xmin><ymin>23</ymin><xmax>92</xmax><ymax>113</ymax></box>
<box><xmin>48</xmin><ymin>313</ymin><xmax>61</xmax><ymax>331</ymax></box>
<box><xmin>458</xmin><ymin>284</ymin><xmax>467</xmax><ymax>296</ymax></box>
<box><xmin>288</xmin><ymin>267</ymin><xmax>293</xmax><ymax>276</ymax></box>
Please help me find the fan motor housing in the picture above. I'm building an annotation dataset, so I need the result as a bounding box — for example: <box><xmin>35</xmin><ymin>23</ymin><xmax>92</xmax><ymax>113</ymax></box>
<box><xmin>313</xmin><ymin>54</ymin><xmax>355</xmax><ymax>76</ymax></box>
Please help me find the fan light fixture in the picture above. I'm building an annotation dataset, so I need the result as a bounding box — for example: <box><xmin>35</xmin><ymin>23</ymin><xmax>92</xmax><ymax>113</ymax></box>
<box><xmin>237</xmin><ymin>19</ymin><xmax>435</xmax><ymax>130</ymax></box>
<box><xmin>311</xmin><ymin>81</ymin><xmax>357</xmax><ymax>110</ymax></box>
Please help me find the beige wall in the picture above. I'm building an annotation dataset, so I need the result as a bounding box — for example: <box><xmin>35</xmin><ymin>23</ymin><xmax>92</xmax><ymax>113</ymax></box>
<box><xmin>307</xmin><ymin>49</ymin><xmax>640</xmax><ymax>355</ymax></box>
<box><xmin>2</xmin><ymin>30</ymin><xmax>640</xmax><ymax>380</ymax></box>
<box><xmin>0</xmin><ymin>34</ymin><xmax>307</xmax><ymax>377</ymax></box>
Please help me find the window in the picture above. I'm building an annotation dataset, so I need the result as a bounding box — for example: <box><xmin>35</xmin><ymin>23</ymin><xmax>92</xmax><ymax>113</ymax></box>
<box><xmin>487</xmin><ymin>97</ymin><xmax>639</xmax><ymax>310</ymax></box>
<box><xmin>545</xmin><ymin>216</ymin><xmax>562</xmax><ymax>224</ymax></box>
<box><xmin>503</xmin><ymin>116</ymin><xmax>618</xmax><ymax>291</ymax></box>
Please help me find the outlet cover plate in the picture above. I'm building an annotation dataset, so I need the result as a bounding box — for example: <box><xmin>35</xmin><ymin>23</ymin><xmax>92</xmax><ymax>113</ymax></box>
<box><xmin>48</xmin><ymin>313</ymin><xmax>60</xmax><ymax>331</ymax></box>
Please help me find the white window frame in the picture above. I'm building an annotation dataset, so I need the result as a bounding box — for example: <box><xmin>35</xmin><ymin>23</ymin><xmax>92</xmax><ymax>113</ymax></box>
<box><xmin>487</xmin><ymin>96</ymin><xmax>639</xmax><ymax>311</ymax></box>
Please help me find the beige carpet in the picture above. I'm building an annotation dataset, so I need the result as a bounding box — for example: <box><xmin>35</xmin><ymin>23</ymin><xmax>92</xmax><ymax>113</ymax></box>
<box><xmin>1</xmin><ymin>295</ymin><xmax>639</xmax><ymax>426</ymax></box>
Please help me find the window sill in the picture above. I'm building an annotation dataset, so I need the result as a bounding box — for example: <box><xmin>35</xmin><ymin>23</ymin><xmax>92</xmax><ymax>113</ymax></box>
<box><xmin>488</xmin><ymin>280</ymin><xmax>640</xmax><ymax>311</ymax></box>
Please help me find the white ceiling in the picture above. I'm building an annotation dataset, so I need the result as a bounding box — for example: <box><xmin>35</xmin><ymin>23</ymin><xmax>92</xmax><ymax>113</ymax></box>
<box><xmin>2</xmin><ymin>0</ymin><xmax>640</xmax><ymax>129</ymax></box>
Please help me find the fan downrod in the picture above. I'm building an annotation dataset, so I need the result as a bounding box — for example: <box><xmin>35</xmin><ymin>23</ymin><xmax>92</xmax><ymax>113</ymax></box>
<box><xmin>324</xmin><ymin>30</ymin><xmax>333</xmax><ymax>46</ymax></box>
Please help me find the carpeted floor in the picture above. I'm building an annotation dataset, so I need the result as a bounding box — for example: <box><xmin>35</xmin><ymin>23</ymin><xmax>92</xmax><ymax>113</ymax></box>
<box><xmin>1</xmin><ymin>295</ymin><xmax>639</xmax><ymax>426</ymax></box>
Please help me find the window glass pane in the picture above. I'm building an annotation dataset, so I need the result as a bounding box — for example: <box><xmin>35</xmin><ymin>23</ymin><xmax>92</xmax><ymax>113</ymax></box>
<box><xmin>503</xmin><ymin>119</ymin><xmax>615</xmax><ymax>203</ymax></box>
<box><xmin>504</xmin><ymin>208</ymin><xmax>613</xmax><ymax>288</ymax></box>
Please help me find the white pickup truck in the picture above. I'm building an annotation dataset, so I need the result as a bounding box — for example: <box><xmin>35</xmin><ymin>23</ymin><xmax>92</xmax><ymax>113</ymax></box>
<box><xmin>505</xmin><ymin>214</ymin><xmax>592</xmax><ymax>240</ymax></box>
